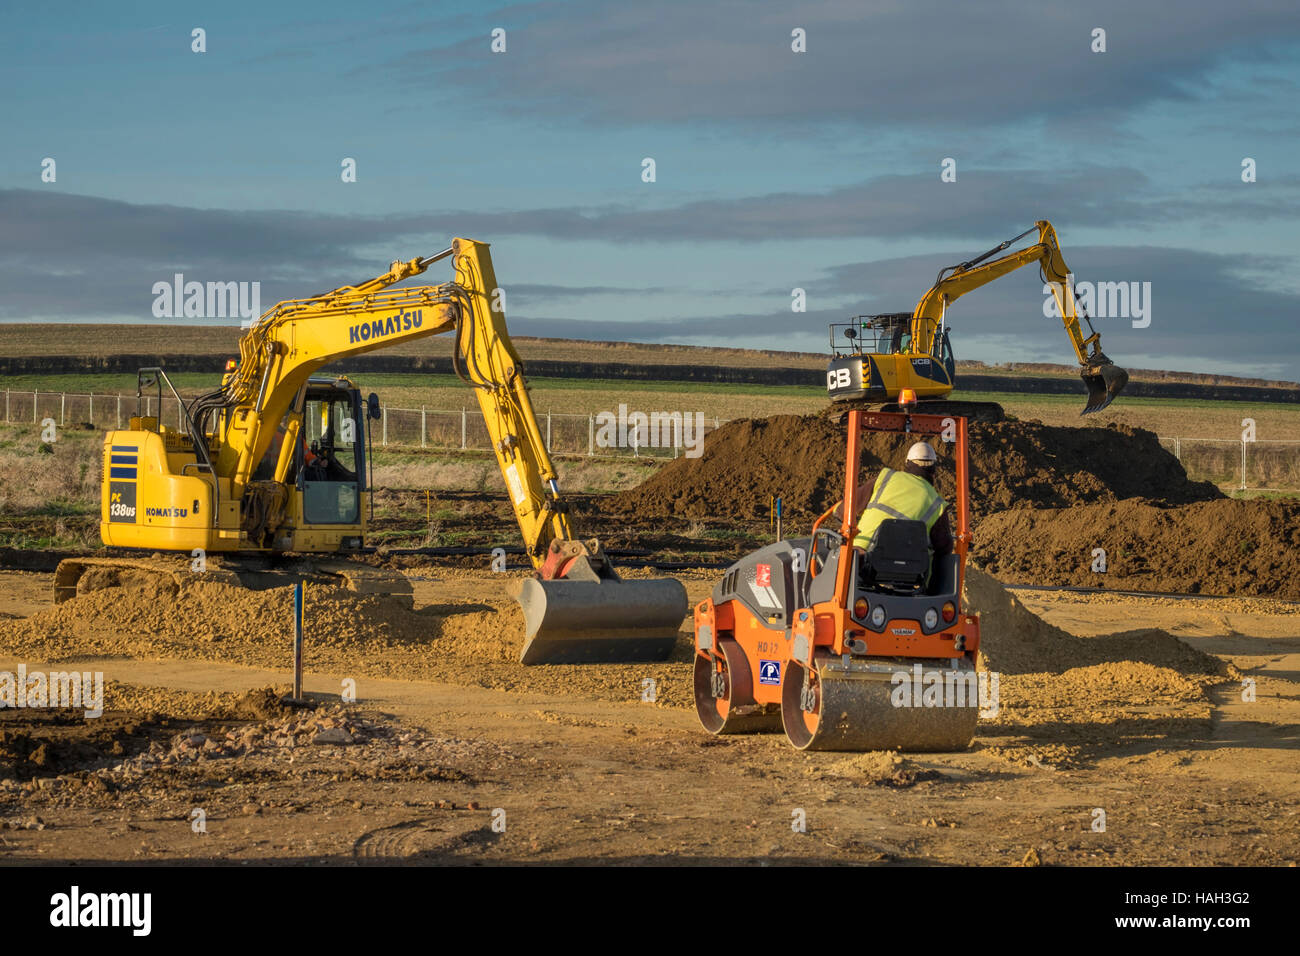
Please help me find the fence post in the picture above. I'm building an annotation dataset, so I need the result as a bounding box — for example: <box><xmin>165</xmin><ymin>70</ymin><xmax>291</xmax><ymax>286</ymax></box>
<box><xmin>60</xmin><ymin>392</ymin><xmax>65</xmax><ymax>426</ymax></box>
<box><xmin>546</xmin><ymin>411</ymin><xmax>552</xmax><ymax>452</ymax></box>
<box><xmin>33</xmin><ymin>389</ymin><xmax>38</xmax><ymax>424</ymax></box>
<box><xmin>382</xmin><ymin>406</ymin><xmax>388</xmax><ymax>446</ymax></box>
<box><xmin>116</xmin><ymin>394</ymin><xmax>121</xmax><ymax>428</ymax></box>
<box><xmin>1174</xmin><ymin>438</ymin><xmax>1180</xmax><ymax>460</ymax></box>
<box><xmin>4</xmin><ymin>389</ymin><xmax>7</xmax><ymax>423</ymax></box>
<box><xmin>421</xmin><ymin>405</ymin><xmax>426</xmax><ymax>448</ymax></box>
<box><xmin>89</xmin><ymin>393</ymin><xmax>93</xmax><ymax>423</ymax></box>
<box><xmin>588</xmin><ymin>414</ymin><xmax>594</xmax><ymax>456</ymax></box>
<box><xmin>461</xmin><ymin>408</ymin><xmax>466</xmax><ymax>449</ymax></box>
<box><xmin>1241</xmin><ymin>440</ymin><xmax>1247</xmax><ymax>492</ymax></box>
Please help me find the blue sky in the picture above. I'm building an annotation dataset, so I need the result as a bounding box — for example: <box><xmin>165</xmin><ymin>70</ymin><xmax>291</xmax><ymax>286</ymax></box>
<box><xmin>2</xmin><ymin>0</ymin><xmax>1298</xmax><ymax>378</ymax></box>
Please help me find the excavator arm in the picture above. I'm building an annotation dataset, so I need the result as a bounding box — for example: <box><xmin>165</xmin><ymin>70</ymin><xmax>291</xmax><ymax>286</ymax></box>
<box><xmin>184</xmin><ymin>237</ymin><xmax>684</xmax><ymax>664</ymax></box>
<box><xmin>910</xmin><ymin>220</ymin><xmax>1128</xmax><ymax>414</ymax></box>
<box><xmin>194</xmin><ymin>240</ymin><xmax>573</xmax><ymax>564</ymax></box>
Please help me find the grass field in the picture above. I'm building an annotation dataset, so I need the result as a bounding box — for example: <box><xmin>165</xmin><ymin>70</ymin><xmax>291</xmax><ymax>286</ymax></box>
<box><xmin>2</xmin><ymin>377</ymin><xmax>1295</xmax><ymax>553</ymax></box>
<box><xmin>0</xmin><ymin>324</ymin><xmax>826</xmax><ymax>368</ymax></box>
<box><xmin>4</xmin><ymin>323</ymin><xmax>1298</xmax><ymax>389</ymax></box>
<box><xmin>4</xmin><ymin>370</ymin><xmax>1299</xmax><ymax>441</ymax></box>
<box><xmin>2</xmin><ymin>324</ymin><xmax>1296</xmax><ymax>552</ymax></box>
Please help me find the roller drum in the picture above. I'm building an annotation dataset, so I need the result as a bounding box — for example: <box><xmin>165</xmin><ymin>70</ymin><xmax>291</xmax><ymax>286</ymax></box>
<box><xmin>781</xmin><ymin>659</ymin><xmax>979</xmax><ymax>752</ymax></box>
<box><xmin>693</xmin><ymin>639</ymin><xmax>784</xmax><ymax>735</ymax></box>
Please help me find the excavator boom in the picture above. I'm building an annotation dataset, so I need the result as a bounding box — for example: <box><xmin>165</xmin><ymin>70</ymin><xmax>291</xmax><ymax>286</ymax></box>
<box><xmin>912</xmin><ymin>220</ymin><xmax>1128</xmax><ymax>414</ymax></box>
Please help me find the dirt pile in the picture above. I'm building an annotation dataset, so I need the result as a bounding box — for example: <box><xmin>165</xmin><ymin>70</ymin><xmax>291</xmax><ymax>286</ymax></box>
<box><xmin>614</xmin><ymin>414</ymin><xmax>1219</xmax><ymax>520</ymax></box>
<box><xmin>963</xmin><ymin>565</ymin><xmax>1086</xmax><ymax>674</ymax></box>
<box><xmin>974</xmin><ymin>498</ymin><xmax>1300</xmax><ymax>598</ymax></box>
<box><xmin>12</xmin><ymin>579</ymin><xmax>440</xmax><ymax>650</ymax></box>
<box><xmin>0</xmin><ymin>573</ymin><xmax>693</xmax><ymax>708</ymax></box>
<box><xmin>961</xmin><ymin>566</ymin><xmax>1233</xmax><ymax>767</ymax></box>
<box><xmin>813</xmin><ymin>751</ymin><xmax>943</xmax><ymax>787</ymax></box>
<box><xmin>963</xmin><ymin>565</ymin><xmax>1231</xmax><ymax>678</ymax></box>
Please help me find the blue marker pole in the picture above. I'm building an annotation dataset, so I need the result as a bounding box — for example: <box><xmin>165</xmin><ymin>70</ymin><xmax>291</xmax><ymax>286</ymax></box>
<box><xmin>776</xmin><ymin>496</ymin><xmax>783</xmax><ymax>542</ymax></box>
<box><xmin>293</xmin><ymin>581</ymin><xmax>304</xmax><ymax>701</ymax></box>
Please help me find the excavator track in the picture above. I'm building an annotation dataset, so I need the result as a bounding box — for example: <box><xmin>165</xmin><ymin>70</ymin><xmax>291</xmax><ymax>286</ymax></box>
<box><xmin>826</xmin><ymin>399</ymin><xmax>1006</xmax><ymax>424</ymax></box>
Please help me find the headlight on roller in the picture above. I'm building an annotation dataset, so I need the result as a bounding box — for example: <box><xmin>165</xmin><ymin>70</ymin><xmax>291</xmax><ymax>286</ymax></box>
<box><xmin>924</xmin><ymin>608</ymin><xmax>939</xmax><ymax>629</ymax></box>
<box><xmin>870</xmin><ymin>606</ymin><xmax>886</xmax><ymax>627</ymax></box>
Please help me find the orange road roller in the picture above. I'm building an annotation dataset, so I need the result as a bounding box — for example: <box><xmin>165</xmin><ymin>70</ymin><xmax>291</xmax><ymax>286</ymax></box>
<box><xmin>692</xmin><ymin>404</ymin><xmax>984</xmax><ymax>751</ymax></box>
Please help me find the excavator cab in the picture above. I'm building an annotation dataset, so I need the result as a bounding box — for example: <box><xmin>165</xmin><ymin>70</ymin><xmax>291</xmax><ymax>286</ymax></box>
<box><xmin>299</xmin><ymin>383</ymin><xmax>363</xmax><ymax>521</ymax></box>
<box><xmin>248</xmin><ymin>378</ymin><xmax>367</xmax><ymax>538</ymax></box>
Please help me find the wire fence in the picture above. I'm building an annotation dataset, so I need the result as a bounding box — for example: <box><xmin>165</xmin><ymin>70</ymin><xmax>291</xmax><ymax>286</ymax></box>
<box><xmin>1</xmin><ymin>390</ymin><xmax>726</xmax><ymax>461</ymax></box>
<box><xmin>3</xmin><ymin>389</ymin><xmax>1298</xmax><ymax>487</ymax></box>
<box><xmin>1157</xmin><ymin>436</ymin><xmax>1300</xmax><ymax>492</ymax></box>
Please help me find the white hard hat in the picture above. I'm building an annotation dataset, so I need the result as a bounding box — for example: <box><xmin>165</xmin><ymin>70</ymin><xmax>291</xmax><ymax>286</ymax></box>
<box><xmin>906</xmin><ymin>441</ymin><xmax>938</xmax><ymax>465</ymax></box>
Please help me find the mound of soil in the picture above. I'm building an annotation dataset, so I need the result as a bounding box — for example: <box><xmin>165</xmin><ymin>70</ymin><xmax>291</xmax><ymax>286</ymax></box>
<box><xmin>962</xmin><ymin>566</ymin><xmax>1230</xmax><ymax>676</ymax></box>
<box><xmin>974</xmin><ymin>498</ymin><xmax>1300</xmax><ymax>598</ymax></box>
<box><xmin>613</xmin><ymin>414</ymin><xmax>1219</xmax><ymax>520</ymax></box>
<box><xmin>16</xmin><ymin>580</ymin><xmax>428</xmax><ymax>649</ymax></box>
<box><xmin>813</xmin><ymin>751</ymin><xmax>942</xmax><ymax>787</ymax></box>
<box><xmin>960</xmin><ymin>566</ymin><xmax>1231</xmax><ymax>767</ymax></box>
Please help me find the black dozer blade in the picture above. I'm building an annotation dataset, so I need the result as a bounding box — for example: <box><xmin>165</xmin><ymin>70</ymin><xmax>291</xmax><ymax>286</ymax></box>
<box><xmin>1080</xmin><ymin>359</ymin><xmax>1128</xmax><ymax>415</ymax></box>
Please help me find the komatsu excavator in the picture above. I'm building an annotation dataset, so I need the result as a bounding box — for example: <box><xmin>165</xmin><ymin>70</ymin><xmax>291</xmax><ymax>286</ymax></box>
<box><xmin>826</xmin><ymin>220</ymin><xmax>1129</xmax><ymax>416</ymax></box>
<box><xmin>54</xmin><ymin>238</ymin><xmax>686</xmax><ymax>665</ymax></box>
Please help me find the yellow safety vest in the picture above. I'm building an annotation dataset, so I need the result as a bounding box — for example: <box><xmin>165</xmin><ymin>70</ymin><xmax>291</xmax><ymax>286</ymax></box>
<box><xmin>853</xmin><ymin>468</ymin><xmax>946</xmax><ymax>549</ymax></box>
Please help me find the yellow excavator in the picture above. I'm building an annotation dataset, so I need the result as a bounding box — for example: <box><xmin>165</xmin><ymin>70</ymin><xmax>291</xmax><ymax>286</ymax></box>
<box><xmin>826</xmin><ymin>220</ymin><xmax>1129</xmax><ymax>416</ymax></box>
<box><xmin>54</xmin><ymin>238</ymin><xmax>687</xmax><ymax>665</ymax></box>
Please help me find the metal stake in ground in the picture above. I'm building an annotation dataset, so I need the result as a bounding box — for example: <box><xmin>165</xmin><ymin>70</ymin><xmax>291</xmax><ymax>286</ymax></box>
<box><xmin>293</xmin><ymin>581</ymin><xmax>304</xmax><ymax>701</ymax></box>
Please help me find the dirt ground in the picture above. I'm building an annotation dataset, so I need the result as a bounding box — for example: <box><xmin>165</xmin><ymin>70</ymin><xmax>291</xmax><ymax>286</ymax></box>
<box><xmin>0</xmin><ymin>565</ymin><xmax>1295</xmax><ymax>866</ymax></box>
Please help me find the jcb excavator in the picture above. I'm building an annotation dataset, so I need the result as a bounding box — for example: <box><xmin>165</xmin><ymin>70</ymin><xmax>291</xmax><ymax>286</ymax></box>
<box><xmin>54</xmin><ymin>238</ymin><xmax>687</xmax><ymax>665</ymax></box>
<box><xmin>826</xmin><ymin>220</ymin><xmax>1129</xmax><ymax>416</ymax></box>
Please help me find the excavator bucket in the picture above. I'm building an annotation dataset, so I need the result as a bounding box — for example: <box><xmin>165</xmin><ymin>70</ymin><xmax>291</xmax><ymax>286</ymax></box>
<box><xmin>1081</xmin><ymin>362</ymin><xmax>1129</xmax><ymax>415</ymax></box>
<box><xmin>514</xmin><ymin>577</ymin><xmax>688</xmax><ymax>665</ymax></box>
